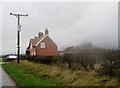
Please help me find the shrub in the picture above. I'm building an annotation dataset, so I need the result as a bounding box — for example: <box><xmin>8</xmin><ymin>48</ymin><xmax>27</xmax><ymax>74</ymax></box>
<box><xmin>97</xmin><ymin>50</ymin><xmax>120</xmax><ymax>78</ymax></box>
<box><xmin>25</xmin><ymin>55</ymin><xmax>57</xmax><ymax>65</ymax></box>
<box><xmin>58</xmin><ymin>43</ymin><xmax>97</xmax><ymax>70</ymax></box>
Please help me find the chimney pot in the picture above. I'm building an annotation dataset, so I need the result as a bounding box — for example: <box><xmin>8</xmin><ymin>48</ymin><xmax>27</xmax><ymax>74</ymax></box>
<box><xmin>34</xmin><ymin>36</ymin><xmax>37</xmax><ymax>38</ymax></box>
<box><xmin>45</xmin><ymin>28</ymin><xmax>49</xmax><ymax>35</ymax></box>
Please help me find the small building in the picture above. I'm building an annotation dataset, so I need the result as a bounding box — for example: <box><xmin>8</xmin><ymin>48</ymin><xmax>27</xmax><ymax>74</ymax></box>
<box><xmin>3</xmin><ymin>54</ymin><xmax>17</xmax><ymax>61</ymax></box>
<box><xmin>26</xmin><ymin>29</ymin><xmax>58</xmax><ymax>56</ymax></box>
<box><xmin>6</xmin><ymin>55</ymin><xmax>17</xmax><ymax>59</ymax></box>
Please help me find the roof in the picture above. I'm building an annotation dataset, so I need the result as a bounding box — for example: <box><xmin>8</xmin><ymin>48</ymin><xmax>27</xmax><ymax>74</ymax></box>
<box><xmin>27</xmin><ymin>30</ymin><xmax>57</xmax><ymax>49</ymax></box>
<box><xmin>27</xmin><ymin>35</ymin><xmax>49</xmax><ymax>49</ymax></box>
<box><xmin>31</xmin><ymin>35</ymin><xmax>45</xmax><ymax>47</ymax></box>
<box><xmin>35</xmin><ymin>35</ymin><xmax>48</xmax><ymax>46</ymax></box>
<box><xmin>7</xmin><ymin>55</ymin><xmax>17</xmax><ymax>59</ymax></box>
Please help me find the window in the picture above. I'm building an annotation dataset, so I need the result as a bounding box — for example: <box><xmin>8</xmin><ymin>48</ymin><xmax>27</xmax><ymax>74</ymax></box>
<box><xmin>40</xmin><ymin>42</ymin><xmax>45</xmax><ymax>48</ymax></box>
<box><xmin>33</xmin><ymin>52</ymin><xmax>36</xmax><ymax>55</ymax></box>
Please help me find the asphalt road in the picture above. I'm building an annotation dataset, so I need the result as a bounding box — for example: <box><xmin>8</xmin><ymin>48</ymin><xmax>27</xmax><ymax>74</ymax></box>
<box><xmin>0</xmin><ymin>62</ymin><xmax>16</xmax><ymax>87</ymax></box>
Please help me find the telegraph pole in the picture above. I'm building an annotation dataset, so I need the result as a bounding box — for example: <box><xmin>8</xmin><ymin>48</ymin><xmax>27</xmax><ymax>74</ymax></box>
<box><xmin>10</xmin><ymin>13</ymin><xmax>28</xmax><ymax>63</ymax></box>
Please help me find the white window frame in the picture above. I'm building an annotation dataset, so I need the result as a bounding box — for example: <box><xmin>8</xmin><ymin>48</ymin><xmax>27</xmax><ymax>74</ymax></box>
<box><xmin>40</xmin><ymin>42</ymin><xmax>45</xmax><ymax>48</ymax></box>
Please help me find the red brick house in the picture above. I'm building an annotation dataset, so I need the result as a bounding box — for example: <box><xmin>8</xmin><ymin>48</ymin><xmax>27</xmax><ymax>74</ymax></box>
<box><xmin>26</xmin><ymin>29</ymin><xmax>58</xmax><ymax>56</ymax></box>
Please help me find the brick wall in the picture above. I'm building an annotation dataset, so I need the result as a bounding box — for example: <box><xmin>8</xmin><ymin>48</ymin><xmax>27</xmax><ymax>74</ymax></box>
<box><xmin>36</xmin><ymin>36</ymin><xmax>58</xmax><ymax>56</ymax></box>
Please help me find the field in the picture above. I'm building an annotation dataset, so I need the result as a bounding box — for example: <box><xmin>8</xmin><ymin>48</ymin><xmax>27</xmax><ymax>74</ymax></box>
<box><xmin>2</xmin><ymin>60</ymin><xmax>119</xmax><ymax>86</ymax></box>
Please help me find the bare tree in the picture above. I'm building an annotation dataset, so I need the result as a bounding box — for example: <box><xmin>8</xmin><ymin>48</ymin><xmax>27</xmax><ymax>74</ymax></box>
<box><xmin>60</xmin><ymin>42</ymin><xmax>98</xmax><ymax>70</ymax></box>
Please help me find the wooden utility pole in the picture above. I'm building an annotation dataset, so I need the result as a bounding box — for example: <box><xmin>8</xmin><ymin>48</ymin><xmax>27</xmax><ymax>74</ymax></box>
<box><xmin>10</xmin><ymin>13</ymin><xmax>28</xmax><ymax>63</ymax></box>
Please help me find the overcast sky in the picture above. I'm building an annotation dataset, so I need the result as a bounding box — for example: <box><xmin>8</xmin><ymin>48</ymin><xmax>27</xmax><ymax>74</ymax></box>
<box><xmin>1</xmin><ymin>1</ymin><xmax>118</xmax><ymax>54</ymax></box>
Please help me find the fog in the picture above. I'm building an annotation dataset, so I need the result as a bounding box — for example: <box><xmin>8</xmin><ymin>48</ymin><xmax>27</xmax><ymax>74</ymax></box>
<box><xmin>1</xmin><ymin>2</ymin><xmax>118</xmax><ymax>54</ymax></box>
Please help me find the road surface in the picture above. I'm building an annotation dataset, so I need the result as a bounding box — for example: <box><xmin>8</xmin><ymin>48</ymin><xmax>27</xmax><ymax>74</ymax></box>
<box><xmin>0</xmin><ymin>62</ymin><xmax>16</xmax><ymax>87</ymax></box>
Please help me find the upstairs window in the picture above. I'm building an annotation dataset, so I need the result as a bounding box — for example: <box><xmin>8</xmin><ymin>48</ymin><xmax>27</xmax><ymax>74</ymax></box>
<box><xmin>40</xmin><ymin>42</ymin><xmax>45</xmax><ymax>48</ymax></box>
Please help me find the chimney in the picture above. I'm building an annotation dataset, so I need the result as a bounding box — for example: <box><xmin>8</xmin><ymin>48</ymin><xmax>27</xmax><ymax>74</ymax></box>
<box><xmin>45</xmin><ymin>28</ymin><xmax>49</xmax><ymax>35</ymax></box>
<box><xmin>38</xmin><ymin>32</ymin><xmax>43</xmax><ymax>38</ymax></box>
<box><xmin>34</xmin><ymin>36</ymin><xmax>37</xmax><ymax>39</ymax></box>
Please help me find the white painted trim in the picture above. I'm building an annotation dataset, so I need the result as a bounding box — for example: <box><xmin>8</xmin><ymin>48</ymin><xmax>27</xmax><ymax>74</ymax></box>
<box><xmin>35</xmin><ymin>35</ymin><xmax>48</xmax><ymax>46</ymax></box>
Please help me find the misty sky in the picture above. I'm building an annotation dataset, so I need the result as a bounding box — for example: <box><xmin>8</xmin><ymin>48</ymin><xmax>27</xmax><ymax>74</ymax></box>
<box><xmin>1</xmin><ymin>2</ymin><xmax>118</xmax><ymax>54</ymax></box>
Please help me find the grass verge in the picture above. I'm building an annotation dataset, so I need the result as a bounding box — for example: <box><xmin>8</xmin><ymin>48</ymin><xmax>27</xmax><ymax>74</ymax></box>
<box><xmin>2</xmin><ymin>60</ymin><xmax>119</xmax><ymax>86</ymax></box>
<box><xmin>0</xmin><ymin>58</ymin><xmax>3</xmax><ymax>62</ymax></box>
<box><xmin>2</xmin><ymin>62</ymin><xmax>62</xmax><ymax>86</ymax></box>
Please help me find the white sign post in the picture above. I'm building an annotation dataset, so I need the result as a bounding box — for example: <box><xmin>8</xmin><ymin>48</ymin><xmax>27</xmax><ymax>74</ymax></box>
<box><xmin>17</xmin><ymin>25</ymin><xmax>21</xmax><ymax>31</ymax></box>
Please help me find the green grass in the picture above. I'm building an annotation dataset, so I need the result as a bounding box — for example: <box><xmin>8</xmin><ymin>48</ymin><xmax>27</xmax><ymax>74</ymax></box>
<box><xmin>2</xmin><ymin>62</ymin><xmax>62</xmax><ymax>86</ymax></box>
<box><xmin>2</xmin><ymin>60</ymin><xmax>119</xmax><ymax>86</ymax></box>
<box><xmin>0</xmin><ymin>58</ymin><xmax>3</xmax><ymax>62</ymax></box>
